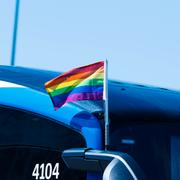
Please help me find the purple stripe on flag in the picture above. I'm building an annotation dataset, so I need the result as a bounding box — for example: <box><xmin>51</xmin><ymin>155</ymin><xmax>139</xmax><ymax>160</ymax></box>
<box><xmin>66</xmin><ymin>92</ymin><xmax>103</xmax><ymax>103</ymax></box>
<box><xmin>53</xmin><ymin>92</ymin><xmax>103</xmax><ymax>109</ymax></box>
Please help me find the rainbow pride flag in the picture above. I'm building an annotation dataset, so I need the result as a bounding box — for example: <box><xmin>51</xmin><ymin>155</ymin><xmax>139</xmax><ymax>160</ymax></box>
<box><xmin>45</xmin><ymin>61</ymin><xmax>104</xmax><ymax>109</ymax></box>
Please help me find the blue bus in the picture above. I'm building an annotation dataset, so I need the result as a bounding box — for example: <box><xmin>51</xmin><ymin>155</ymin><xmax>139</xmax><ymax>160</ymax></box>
<box><xmin>0</xmin><ymin>65</ymin><xmax>180</xmax><ymax>180</ymax></box>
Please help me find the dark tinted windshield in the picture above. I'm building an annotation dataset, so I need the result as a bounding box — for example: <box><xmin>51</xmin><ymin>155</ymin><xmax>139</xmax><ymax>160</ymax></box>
<box><xmin>0</xmin><ymin>106</ymin><xmax>85</xmax><ymax>149</ymax></box>
<box><xmin>110</xmin><ymin>119</ymin><xmax>180</xmax><ymax>180</ymax></box>
<box><xmin>108</xmin><ymin>80</ymin><xmax>180</xmax><ymax>180</ymax></box>
<box><xmin>0</xmin><ymin>106</ymin><xmax>86</xmax><ymax>179</ymax></box>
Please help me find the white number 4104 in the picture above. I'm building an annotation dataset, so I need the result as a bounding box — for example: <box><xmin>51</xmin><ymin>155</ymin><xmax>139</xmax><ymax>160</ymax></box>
<box><xmin>32</xmin><ymin>163</ymin><xmax>60</xmax><ymax>179</ymax></box>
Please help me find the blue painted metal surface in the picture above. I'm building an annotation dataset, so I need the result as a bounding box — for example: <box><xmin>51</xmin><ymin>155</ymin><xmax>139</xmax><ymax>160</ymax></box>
<box><xmin>0</xmin><ymin>85</ymin><xmax>102</xmax><ymax>150</ymax></box>
<box><xmin>1</xmin><ymin>65</ymin><xmax>180</xmax><ymax>180</ymax></box>
<box><xmin>1</xmin><ymin>65</ymin><xmax>180</xmax><ymax>120</ymax></box>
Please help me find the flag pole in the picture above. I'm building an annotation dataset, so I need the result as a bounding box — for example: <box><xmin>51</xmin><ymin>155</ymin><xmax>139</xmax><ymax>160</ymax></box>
<box><xmin>104</xmin><ymin>59</ymin><xmax>109</xmax><ymax>150</ymax></box>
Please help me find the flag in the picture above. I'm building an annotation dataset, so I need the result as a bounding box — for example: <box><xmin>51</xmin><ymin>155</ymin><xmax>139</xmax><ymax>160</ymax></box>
<box><xmin>45</xmin><ymin>61</ymin><xmax>104</xmax><ymax>110</ymax></box>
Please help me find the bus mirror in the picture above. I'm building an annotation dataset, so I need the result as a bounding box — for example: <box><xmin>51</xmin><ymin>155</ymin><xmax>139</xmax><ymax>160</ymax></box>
<box><xmin>62</xmin><ymin>148</ymin><xmax>147</xmax><ymax>180</ymax></box>
<box><xmin>62</xmin><ymin>148</ymin><xmax>102</xmax><ymax>171</ymax></box>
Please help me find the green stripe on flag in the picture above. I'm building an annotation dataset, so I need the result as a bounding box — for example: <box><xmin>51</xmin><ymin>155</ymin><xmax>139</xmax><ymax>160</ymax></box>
<box><xmin>50</xmin><ymin>78</ymin><xmax>103</xmax><ymax>97</ymax></box>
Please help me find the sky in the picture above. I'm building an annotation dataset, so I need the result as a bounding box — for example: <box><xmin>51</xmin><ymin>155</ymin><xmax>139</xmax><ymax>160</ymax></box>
<box><xmin>1</xmin><ymin>0</ymin><xmax>180</xmax><ymax>90</ymax></box>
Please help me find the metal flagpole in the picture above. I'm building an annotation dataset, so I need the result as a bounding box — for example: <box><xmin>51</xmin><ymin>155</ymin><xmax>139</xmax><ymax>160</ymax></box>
<box><xmin>103</xmin><ymin>59</ymin><xmax>109</xmax><ymax>150</ymax></box>
<box><xmin>11</xmin><ymin>0</ymin><xmax>20</xmax><ymax>66</ymax></box>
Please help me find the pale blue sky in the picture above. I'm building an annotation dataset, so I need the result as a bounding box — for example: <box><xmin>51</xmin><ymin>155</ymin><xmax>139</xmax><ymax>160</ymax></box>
<box><xmin>1</xmin><ymin>0</ymin><xmax>180</xmax><ymax>90</ymax></box>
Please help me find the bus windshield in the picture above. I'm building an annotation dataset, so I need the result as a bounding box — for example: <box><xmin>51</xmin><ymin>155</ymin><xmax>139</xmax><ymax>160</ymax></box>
<box><xmin>109</xmin><ymin>118</ymin><xmax>180</xmax><ymax>180</ymax></box>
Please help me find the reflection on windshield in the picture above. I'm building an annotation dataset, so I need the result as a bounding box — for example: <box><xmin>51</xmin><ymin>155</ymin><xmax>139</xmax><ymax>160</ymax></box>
<box><xmin>121</xmin><ymin>139</ymin><xmax>135</xmax><ymax>145</ymax></box>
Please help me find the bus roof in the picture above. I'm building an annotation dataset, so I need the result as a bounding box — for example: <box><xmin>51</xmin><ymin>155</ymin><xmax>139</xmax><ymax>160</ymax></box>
<box><xmin>1</xmin><ymin>65</ymin><xmax>180</xmax><ymax>122</ymax></box>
